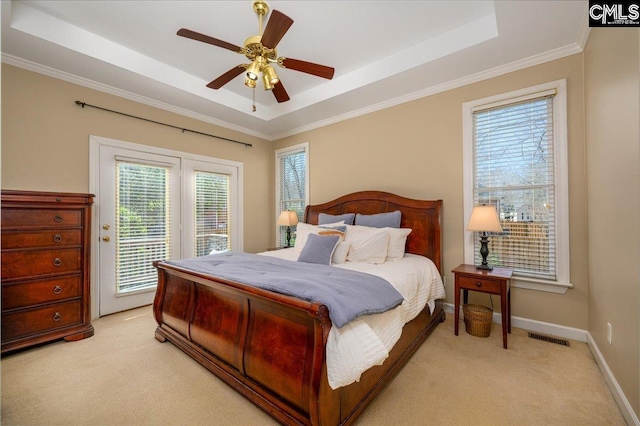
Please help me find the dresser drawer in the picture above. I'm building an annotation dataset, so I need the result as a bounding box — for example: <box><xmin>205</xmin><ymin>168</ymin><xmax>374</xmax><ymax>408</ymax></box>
<box><xmin>1</xmin><ymin>209</ymin><xmax>82</xmax><ymax>229</ymax></box>
<box><xmin>1</xmin><ymin>248</ymin><xmax>82</xmax><ymax>280</ymax></box>
<box><xmin>2</xmin><ymin>275</ymin><xmax>82</xmax><ymax>310</ymax></box>
<box><xmin>1</xmin><ymin>229</ymin><xmax>82</xmax><ymax>249</ymax></box>
<box><xmin>457</xmin><ymin>276</ymin><xmax>502</xmax><ymax>294</ymax></box>
<box><xmin>1</xmin><ymin>300</ymin><xmax>82</xmax><ymax>342</ymax></box>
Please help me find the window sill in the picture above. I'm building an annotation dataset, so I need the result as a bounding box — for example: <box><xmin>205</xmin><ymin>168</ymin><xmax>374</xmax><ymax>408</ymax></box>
<box><xmin>512</xmin><ymin>276</ymin><xmax>573</xmax><ymax>294</ymax></box>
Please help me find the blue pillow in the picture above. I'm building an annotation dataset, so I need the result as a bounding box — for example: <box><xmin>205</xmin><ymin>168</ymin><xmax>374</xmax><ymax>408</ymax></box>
<box><xmin>297</xmin><ymin>234</ymin><xmax>340</xmax><ymax>265</ymax></box>
<box><xmin>355</xmin><ymin>210</ymin><xmax>401</xmax><ymax>228</ymax></box>
<box><xmin>318</xmin><ymin>212</ymin><xmax>355</xmax><ymax>226</ymax></box>
<box><xmin>356</xmin><ymin>210</ymin><xmax>402</xmax><ymax>228</ymax></box>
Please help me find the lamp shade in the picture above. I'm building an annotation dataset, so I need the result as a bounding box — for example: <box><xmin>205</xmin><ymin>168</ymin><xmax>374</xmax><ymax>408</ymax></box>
<box><xmin>277</xmin><ymin>211</ymin><xmax>299</xmax><ymax>227</ymax></box>
<box><xmin>467</xmin><ymin>206</ymin><xmax>503</xmax><ymax>233</ymax></box>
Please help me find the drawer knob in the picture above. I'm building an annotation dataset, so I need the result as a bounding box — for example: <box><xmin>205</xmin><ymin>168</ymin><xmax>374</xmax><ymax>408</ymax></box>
<box><xmin>476</xmin><ymin>282</ymin><xmax>482</xmax><ymax>288</ymax></box>
<box><xmin>53</xmin><ymin>286</ymin><xmax>63</xmax><ymax>295</ymax></box>
<box><xmin>53</xmin><ymin>234</ymin><xmax>63</xmax><ymax>243</ymax></box>
<box><xmin>53</xmin><ymin>258</ymin><xmax>63</xmax><ymax>267</ymax></box>
<box><xmin>54</xmin><ymin>215</ymin><xmax>63</xmax><ymax>223</ymax></box>
<box><xmin>53</xmin><ymin>312</ymin><xmax>62</xmax><ymax>322</ymax></box>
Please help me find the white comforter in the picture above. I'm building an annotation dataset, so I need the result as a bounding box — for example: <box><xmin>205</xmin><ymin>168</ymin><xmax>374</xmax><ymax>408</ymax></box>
<box><xmin>259</xmin><ymin>249</ymin><xmax>446</xmax><ymax>389</ymax></box>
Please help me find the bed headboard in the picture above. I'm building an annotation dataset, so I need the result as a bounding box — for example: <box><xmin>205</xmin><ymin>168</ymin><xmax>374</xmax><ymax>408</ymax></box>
<box><xmin>304</xmin><ymin>191</ymin><xmax>443</xmax><ymax>272</ymax></box>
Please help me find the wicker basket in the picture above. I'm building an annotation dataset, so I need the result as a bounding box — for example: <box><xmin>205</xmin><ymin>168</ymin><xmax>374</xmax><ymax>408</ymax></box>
<box><xmin>463</xmin><ymin>304</ymin><xmax>493</xmax><ymax>337</ymax></box>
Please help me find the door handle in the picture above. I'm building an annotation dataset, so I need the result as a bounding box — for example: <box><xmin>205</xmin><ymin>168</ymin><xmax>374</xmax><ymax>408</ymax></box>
<box><xmin>102</xmin><ymin>236</ymin><xmax>111</xmax><ymax>242</ymax></box>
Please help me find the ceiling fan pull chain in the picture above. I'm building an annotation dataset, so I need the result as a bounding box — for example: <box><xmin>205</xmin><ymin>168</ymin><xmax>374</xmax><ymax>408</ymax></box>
<box><xmin>252</xmin><ymin>87</ymin><xmax>256</xmax><ymax>112</ymax></box>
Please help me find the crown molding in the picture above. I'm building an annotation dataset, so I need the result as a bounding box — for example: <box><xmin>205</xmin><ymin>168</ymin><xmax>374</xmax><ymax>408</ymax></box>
<box><xmin>271</xmin><ymin>42</ymin><xmax>584</xmax><ymax>140</ymax></box>
<box><xmin>1</xmin><ymin>54</ymin><xmax>272</xmax><ymax>142</ymax></box>
<box><xmin>575</xmin><ymin>8</ymin><xmax>592</xmax><ymax>50</ymax></box>
<box><xmin>4</xmin><ymin>38</ymin><xmax>586</xmax><ymax>143</ymax></box>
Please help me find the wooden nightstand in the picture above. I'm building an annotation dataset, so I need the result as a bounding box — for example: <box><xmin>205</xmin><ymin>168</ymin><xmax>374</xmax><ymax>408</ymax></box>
<box><xmin>452</xmin><ymin>264</ymin><xmax>513</xmax><ymax>349</ymax></box>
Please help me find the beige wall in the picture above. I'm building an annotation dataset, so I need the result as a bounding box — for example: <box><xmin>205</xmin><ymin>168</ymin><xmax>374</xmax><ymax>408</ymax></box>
<box><xmin>1</xmin><ymin>64</ymin><xmax>273</xmax><ymax>254</ymax></box>
<box><xmin>274</xmin><ymin>54</ymin><xmax>589</xmax><ymax>329</ymax></box>
<box><xmin>584</xmin><ymin>28</ymin><xmax>640</xmax><ymax>419</ymax></box>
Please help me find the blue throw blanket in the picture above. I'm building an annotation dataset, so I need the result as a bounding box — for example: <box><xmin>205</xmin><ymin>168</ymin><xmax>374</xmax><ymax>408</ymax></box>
<box><xmin>165</xmin><ymin>252</ymin><xmax>403</xmax><ymax>328</ymax></box>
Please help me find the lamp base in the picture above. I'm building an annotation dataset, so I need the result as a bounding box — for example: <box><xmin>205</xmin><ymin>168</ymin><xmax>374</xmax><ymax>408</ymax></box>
<box><xmin>477</xmin><ymin>232</ymin><xmax>493</xmax><ymax>271</ymax></box>
<box><xmin>285</xmin><ymin>226</ymin><xmax>292</xmax><ymax>248</ymax></box>
<box><xmin>475</xmin><ymin>264</ymin><xmax>494</xmax><ymax>271</ymax></box>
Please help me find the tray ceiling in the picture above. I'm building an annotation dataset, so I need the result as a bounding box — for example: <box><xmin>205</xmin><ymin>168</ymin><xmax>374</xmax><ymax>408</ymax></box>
<box><xmin>1</xmin><ymin>1</ymin><xmax>589</xmax><ymax>140</ymax></box>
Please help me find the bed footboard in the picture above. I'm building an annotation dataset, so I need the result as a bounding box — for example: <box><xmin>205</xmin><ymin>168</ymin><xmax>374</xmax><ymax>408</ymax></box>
<box><xmin>153</xmin><ymin>261</ymin><xmax>334</xmax><ymax>424</ymax></box>
<box><xmin>154</xmin><ymin>261</ymin><xmax>445</xmax><ymax>426</ymax></box>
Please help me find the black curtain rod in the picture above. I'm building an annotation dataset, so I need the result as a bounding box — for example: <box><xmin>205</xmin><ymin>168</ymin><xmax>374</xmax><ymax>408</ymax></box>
<box><xmin>74</xmin><ymin>101</ymin><xmax>252</xmax><ymax>148</ymax></box>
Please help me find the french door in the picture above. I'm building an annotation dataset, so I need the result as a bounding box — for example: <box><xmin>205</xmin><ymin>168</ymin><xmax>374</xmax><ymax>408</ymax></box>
<box><xmin>91</xmin><ymin>136</ymin><xmax>242</xmax><ymax>317</ymax></box>
<box><xmin>182</xmin><ymin>159</ymin><xmax>239</xmax><ymax>259</ymax></box>
<box><xmin>98</xmin><ymin>146</ymin><xmax>181</xmax><ymax>315</ymax></box>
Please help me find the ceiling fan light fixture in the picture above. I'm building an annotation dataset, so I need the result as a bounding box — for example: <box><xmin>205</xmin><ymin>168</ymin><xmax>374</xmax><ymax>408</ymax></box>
<box><xmin>262</xmin><ymin>73</ymin><xmax>274</xmax><ymax>90</ymax></box>
<box><xmin>244</xmin><ymin>77</ymin><xmax>257</xmax><ymax>88</ymax></box>
<box><xmin>264</xmin><ymin>65</ymin><xmax>279</xmax><ymax>85</ymax></box>
<box><xmin>246</xmin><ymin>60</ymin><xmax>260</xmax><ymax>81</ymax></box>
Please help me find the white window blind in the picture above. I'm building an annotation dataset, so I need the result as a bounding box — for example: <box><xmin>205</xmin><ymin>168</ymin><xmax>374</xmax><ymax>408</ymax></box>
<box><xmin>472</xmin><ymin>94</ymin><xmax>557</xmax><ymax>280</ymax></box>
<box><xmin>276</xmin><ymin>144</ymin><xmax>308</xmax><ymax>247</ymax></box>
<box><xmin>194</xmin><ymin>171</ymin><xmax>231</xmax><ymax>257</ymax></box>
<box><xmin>116</xmin><ymin>161</ymin><xmax>171</xmax><ymax>294</ymax></box>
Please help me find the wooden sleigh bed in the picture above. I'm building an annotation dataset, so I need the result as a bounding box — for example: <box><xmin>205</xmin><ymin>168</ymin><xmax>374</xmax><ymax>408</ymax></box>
<box><xmin>153</xmin><ymin>191</ymin><xmax>445</xmax><ymax>425</ymax></box>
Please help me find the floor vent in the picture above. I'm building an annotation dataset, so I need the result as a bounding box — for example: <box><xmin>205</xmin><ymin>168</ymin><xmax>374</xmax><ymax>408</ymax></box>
<box><xmin>528</xmin><ymin>332</ymin><xmax>570</xmax><ymax>346</ymax></box>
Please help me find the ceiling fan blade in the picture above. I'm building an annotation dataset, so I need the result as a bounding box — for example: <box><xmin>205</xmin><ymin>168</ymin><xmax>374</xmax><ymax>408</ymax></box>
<box><xmin>272</xmin><ymin>81</ymin><xmax>290</xmax><ymax>103</ymax></box>
<box><xmin>177</xmin><ymin>28</ymin><xmax>242</xmax><ymax>53</ymax></box>
<box><xmin>280</xmin><ymin>58</ymin><xmax>335</xmax><ymax>80</ymax></box>
<box><xmin>261</xmin><ymin>10</ymin><xmax>294</xmax><ymax>49</ymax></box>
<box><xmin>207</xmin><ymin>66</ymin><xmax>245</xmax><ymax>89</ymax></box>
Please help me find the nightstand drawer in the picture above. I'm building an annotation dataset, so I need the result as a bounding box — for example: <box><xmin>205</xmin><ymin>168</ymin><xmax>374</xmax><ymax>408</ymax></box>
<box><xmin>457</xmin><ymin>276</ymin><xmax>502</xmax><ymax>293</ymax></box>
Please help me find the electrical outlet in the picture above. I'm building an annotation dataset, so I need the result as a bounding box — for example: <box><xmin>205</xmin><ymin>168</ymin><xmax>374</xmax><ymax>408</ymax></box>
<box><xmin>607</xmin><ymin>322</ymin><xmax>612</xmax><ymax>345</ymax></box>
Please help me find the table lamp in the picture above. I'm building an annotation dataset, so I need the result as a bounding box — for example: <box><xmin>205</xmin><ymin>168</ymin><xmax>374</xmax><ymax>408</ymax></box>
<box><xmin>277</xmin><ymin>211</ymin><xmax>299</xmax><ymax>247</ymax></box>
<box><xmin>467</xmin><ymin>205</ymin><xmax>503</xmax><ymax>270</ymax></box>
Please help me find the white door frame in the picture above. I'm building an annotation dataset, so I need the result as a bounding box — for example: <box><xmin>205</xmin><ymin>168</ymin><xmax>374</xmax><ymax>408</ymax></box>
<box><xmin>89</xmin><ymin>135</ymin><xmax>244</xmax><ymax>319</ymax></box>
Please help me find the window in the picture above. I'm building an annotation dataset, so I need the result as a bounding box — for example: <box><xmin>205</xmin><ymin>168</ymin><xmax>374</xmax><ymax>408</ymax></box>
<box><xmin>463</xmin><ymin>80</ymin><xmax>571</xmax><ymax>293</ymax></box>
<box><xmin>275</xmin><ymin>143</ymin><xmax>309</xmax><ymax>247</ymax></box>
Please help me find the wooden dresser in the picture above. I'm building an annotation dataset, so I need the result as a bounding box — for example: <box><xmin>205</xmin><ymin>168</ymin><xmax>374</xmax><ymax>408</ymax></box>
<box><xmin>1</xmin><ymin>190</ymin><xmax>94</xmax><ymax>353</ymax></box>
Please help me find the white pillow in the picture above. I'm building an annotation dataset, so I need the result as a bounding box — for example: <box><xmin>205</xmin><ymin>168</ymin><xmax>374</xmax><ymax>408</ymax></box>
<box><xmin>294</xmin><ymin>221</ymin><xmax>344</xmax><ymax>253</ymax></box>
<box><xmin>345</xmin><ymin>227</ymin><xmax>389</xmax><ymax>264</ymax></box>
<box><xmin>332</xmin><ymin>242</ymin><xmax>350</xmax><ymax>264</ymax></box>
<box><xmin>386</xmin><ymin>228</ymin><xmax>412</xmax><ymax>260</ymax></box>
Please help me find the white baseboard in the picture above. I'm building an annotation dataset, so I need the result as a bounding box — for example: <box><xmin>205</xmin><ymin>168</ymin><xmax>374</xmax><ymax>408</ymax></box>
<box><xmin>587</xmin><ymin>332</ymin><xmax>640</xmax><ymax>426</ymax></box>
<box><xmin>443</xmin><ymin>302</ymin><xmax>587</xmax><ymax>342</ymax></box>
<box><xmin>443</xmin><ymin>302</ymin><xmax>639</xmax><ymax>424</ymax></box>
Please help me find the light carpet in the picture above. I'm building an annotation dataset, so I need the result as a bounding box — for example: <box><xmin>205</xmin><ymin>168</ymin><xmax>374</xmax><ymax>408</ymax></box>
<box><xmin>1</xmin><ymin>306</ymin><xmax>625</xmax><ymax>425</ymax></box>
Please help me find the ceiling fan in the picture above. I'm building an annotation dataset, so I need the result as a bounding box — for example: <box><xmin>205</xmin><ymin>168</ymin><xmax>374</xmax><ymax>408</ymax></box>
<box><xmin>177</xmin><ymin>0</ymin><xmax>335</xmax><ymax>109</ymax></box>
